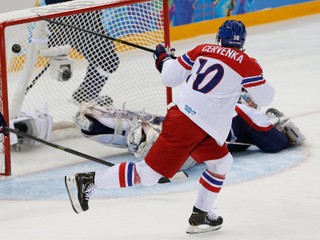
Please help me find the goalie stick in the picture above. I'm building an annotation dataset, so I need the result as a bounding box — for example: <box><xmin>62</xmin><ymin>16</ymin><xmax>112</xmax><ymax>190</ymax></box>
<box><xmin>1</xmin><ymin>123</ymin><xmax>187</xmax><ymax>183</ymax></box>
<box><xmin>226</xmin><ymin>141</ymin><xmax>251</xmax><ymax>146</ymax></box>
<box><xmin>38</xmin><ymin>14</ymin><xmax>154</xmax><ymax>53</ymax></box>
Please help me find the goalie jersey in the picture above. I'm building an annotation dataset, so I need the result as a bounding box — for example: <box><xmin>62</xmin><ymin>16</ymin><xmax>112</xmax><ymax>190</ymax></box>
<box><xmin>161</xmin><ymin>44</ymin><xmax>274</xmax><ymax>145</ymax></box>
<box><xmin>228</xmin><ymin>104</ymin><xmax>291</xmax><ymax>153</ymax></box>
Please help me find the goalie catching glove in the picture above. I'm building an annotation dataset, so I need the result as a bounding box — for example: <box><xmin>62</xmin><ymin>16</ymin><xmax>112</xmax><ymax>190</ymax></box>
<box><xmin>127</xmin><ymin>115</ymin><xmax>161</xmax><ymax>159</ymax></box>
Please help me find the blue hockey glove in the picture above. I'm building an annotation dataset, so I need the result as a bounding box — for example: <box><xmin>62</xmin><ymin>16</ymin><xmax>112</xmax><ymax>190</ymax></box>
<box><xmin>154</xmin><ymin>43</ymin><xmax>172</xmax><ymax>73</ymax></box>
<box><xmin>0</xmin><ymin>112</ymin><xmax>8</xmax><ymax>137</ymax></box>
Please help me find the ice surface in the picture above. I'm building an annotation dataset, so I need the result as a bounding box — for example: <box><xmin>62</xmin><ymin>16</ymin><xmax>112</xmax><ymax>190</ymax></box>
<box><xmin>1</xmin><ymin>14</ymin><xmax>320</xmax><ymax>240</ymax></box>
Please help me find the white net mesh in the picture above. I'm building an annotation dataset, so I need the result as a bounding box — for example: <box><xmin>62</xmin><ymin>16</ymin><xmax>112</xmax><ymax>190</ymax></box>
<box><xmin>0</xmin><ymin>0</ymin><xmax>169</xmax><ymax>175</ymax></box>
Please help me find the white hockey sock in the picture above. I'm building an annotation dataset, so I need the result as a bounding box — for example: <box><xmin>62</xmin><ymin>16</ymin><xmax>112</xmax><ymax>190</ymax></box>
<box><xmin>95</xmin><ymin>162</ymin><xmax>136</xmax><ymax>188</ymax></box>
<box><xmin>194</xmin><ymin>170</ymin><xmax>225</xmax><ymax>212</ymax></box>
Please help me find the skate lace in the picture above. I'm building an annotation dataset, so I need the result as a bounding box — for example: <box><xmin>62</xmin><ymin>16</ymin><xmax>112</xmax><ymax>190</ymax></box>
<box><xmin>84</xmin><ymin>183</ymin><xmax>96</xmax><ymax>200</ymax></box>
<box><xmin>207</xmin><ymin>212</ymin><xmax>219</xmax><ymax>221</ymax></box>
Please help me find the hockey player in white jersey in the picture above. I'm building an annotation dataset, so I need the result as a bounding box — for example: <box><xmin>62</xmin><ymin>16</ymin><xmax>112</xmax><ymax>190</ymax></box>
<box><xmin>64</xmin><ymin>20</ymin><xmax>275</xmax><ymax>234</ymax></box>
<box><xmin>37</xmin><ymin>0</ymin><xmax>119</xmax><ymax>106</ymax></box>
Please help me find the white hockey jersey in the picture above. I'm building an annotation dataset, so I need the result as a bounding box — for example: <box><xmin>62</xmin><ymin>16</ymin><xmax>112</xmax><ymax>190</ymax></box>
<box><xmin>162</xmin><ymin>44</ymin><xmax>274</xmax><ymax>145</ymax></box>
<box><xmin>235</xmin><ymin>104</ymin><xmax>273</xmax><ymax>131</ymax></box>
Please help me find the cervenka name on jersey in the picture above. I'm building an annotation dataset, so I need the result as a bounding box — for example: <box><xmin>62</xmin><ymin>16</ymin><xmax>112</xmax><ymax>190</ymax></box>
<box><xmin>201</xmin><ymin>45</ymin><xmax>244</xmax><ymax>63</ymax></box>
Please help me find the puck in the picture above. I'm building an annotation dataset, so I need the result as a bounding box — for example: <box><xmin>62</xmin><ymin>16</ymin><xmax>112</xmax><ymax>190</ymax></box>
<box><xmin>12</xmin><ymin>44</ymin><xmax>21</xmax><ymax>53</ymax></box>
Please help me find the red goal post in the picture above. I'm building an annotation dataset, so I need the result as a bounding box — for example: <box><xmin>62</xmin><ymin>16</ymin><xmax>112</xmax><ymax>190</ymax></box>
<box><xmin>0</xmin><ymin>0</ymin><xmax>171</xmax><ymax>176</ymax></box>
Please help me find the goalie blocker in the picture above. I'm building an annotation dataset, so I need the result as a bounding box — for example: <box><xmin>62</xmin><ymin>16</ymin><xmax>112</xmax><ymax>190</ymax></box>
<box><xmin>9</xmin><ymin>109</ymin><xmax>53</xmax><ymax>148</ymax></box>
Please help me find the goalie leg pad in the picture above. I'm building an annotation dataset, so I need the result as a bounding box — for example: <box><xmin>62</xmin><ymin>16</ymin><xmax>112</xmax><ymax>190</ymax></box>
<box><xmin>284</xmin><ymin>121</ymin><xmax>306</xmax><ymax>145</ymax></box>
<box><xmin>74</xmin><ymin>107</ymin><xmax>131</xmax><ymax>148</ymax></box>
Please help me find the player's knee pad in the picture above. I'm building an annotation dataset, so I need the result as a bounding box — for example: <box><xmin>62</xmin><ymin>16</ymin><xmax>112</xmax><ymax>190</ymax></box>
<box><xmin>204</xmin><ymin>152</ymin><xmax>233</xmax><ymax>176</ymax></box>
<box><xmin>135</xmin><ymin>160</ymin><xmax>163</xmax><ymax>186</ymax></box>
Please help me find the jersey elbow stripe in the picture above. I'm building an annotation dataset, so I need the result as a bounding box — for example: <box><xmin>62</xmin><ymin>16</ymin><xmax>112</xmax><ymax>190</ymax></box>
<box><xmin>242</xmin><ymin>79</ymin><xmax>266</xmax><ymax>88</ymax></box>
<box><xmin>242</xmin><ymin>75</ymin><xmax>265</xmax><ymax>86</ymax></box>
<box><xmin>178</xmin><ymin>54</ymin><xmax>193</xmax><ymax>70</ymax></box>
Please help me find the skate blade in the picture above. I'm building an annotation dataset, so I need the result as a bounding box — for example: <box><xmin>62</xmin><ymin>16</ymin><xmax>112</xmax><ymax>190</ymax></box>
<box><xmin>65</xmin><ymin>175</ymin><xmax>83</xmax><ymax>214</ymax></box>
<box><xmin>186</xmin><ymin>224</ymin><xmax>222</xmax><ymax>234</ymax></box>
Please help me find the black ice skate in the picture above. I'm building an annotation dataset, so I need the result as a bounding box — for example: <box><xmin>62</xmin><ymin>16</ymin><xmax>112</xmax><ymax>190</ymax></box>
<box><xmin>65</xmin><ymin>172</ymin><xmax>96</xmax><ymax>214</ymax></box>
<box><xmin>186</xmin><ymin>207</ymin><xmax>223</xmax><ymax>234</ymax></box>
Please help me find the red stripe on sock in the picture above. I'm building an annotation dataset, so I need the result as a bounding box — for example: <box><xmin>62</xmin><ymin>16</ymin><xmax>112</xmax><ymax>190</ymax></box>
<box><xmin>119</xmin><ymin>163</ymin><xmax>126</xmax><ymax>187</ymax></box>
<box><xmin>199</xmin><ymin>178</ymin><xmax>221</xmax><ymax>193</ymax></box>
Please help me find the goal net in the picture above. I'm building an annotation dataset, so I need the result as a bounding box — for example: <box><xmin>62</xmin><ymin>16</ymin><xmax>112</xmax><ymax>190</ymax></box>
<box><xmin>0</xmin><ymin>0</ymin><xmax>171</xmax><ymax>176</ymax></box>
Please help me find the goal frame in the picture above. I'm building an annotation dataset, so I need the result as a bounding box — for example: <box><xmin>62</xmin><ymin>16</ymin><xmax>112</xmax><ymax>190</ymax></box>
<box><xmin>0</xmin><ymin>0</ymin><xmax>171</xmax><ymax>176</ymax></box>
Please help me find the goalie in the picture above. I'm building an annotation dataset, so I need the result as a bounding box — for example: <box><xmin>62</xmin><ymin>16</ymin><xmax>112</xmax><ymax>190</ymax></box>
<box><xmin>74</xmin><ymin>100</ymin><xmax>305</xmax><ymax>166</ymax></box>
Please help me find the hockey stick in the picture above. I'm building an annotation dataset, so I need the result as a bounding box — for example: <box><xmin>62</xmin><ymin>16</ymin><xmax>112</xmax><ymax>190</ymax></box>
<box><xmin>37</xmin><ymin>14</ymin><xmax>154</xmax><ymax>53</ymax></box>
<box><xmin>1</xmin><ymin>124</ymin><xmax>187</xmax><ymax>182</ymax></box>
<box><xmin>226</xmin><ymin>141</ymin><xmax>251</xmax><ymax>146</ymax></box>
<box><xmin>4</xmin><ymin>125</ymin><xmax>114</xmax><ymax>166</ymax></box>
<box><xmin>25</xmin><ymin>63</ymin><xmax>50</xmax><ymax>95</ymax></box>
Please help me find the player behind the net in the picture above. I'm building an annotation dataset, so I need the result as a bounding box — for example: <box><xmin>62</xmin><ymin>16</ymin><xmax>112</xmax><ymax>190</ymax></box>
<box><xmin>63</xmin><ymin>20</ymin><xmax>275</xmax><ymax>234</ymax></box>
<box><xmin>36</xmin><ymin>0</ymin><xmax>120</xmax><ymax>106</ymax></box>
